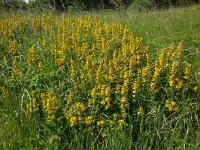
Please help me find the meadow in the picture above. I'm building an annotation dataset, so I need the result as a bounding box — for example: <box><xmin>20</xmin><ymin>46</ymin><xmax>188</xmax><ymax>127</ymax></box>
<box><xmin>0</xmin><ymin>4</ymin><xmax>200</xmax><ymax>149</ymax></box>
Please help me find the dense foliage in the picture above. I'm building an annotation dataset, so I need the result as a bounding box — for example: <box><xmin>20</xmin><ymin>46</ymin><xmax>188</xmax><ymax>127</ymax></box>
<box><xmin>0</xmin><ymin>0</ymin><xmax>199</xmax><ymax>10</ymax></box>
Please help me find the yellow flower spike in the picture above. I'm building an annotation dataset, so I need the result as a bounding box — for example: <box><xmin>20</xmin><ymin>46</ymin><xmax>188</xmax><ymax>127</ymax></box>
<box><xmin>32</xmin><ymin>98</ymin><xmax>39</xmax><ymax>112</ymax></box>
<box><xmin>56</xmin><ymin>57</ymin><xmax>65</xmax><ymax>68</ymax></box>
<box><xmin>1</xmin><ymin>87</ymin><xmax>8</xmax><ymax>96</ymax></box>
<box><xmin>108</xmin><ymin>65</ymin><xmax>114</xmax><ymax>82</ymax></box>
<box><xmin>122</xmin><ymin>45</ymin><xmax>128</xmax><ymax>60</ymax></box>
<box><xmin>101</xmin><ymin>132</ymin><xmax>107</xmax><ymax>138</ymax></box>
<box><xmin>113</xmin><ymin>114</ymin><xmax>118</xmax><ymax>121</ymax></box>
<box><xmin>118</xmin><ymin>119</ymin><xmax>125</xmax><ymax>129</ymax></box>
<box><xmin>100</xmin><ymin>84</ymin><xmax>106</xmax><ymax>98</ymax></box>
<box><xmin>124</xmin><ymin>71</ymin><xmax>129</xmax><ymax>81</ymax></box>
<box><xmin>38</xmin><ymin>61</ymin><xmax>44</xmax><ymax>70</ymax></box>
<box><xmin>121</xmin><ymin>83</ymin><xmax>128</xmax><ymax>97</ymax></box>
<box><xmin>105</xmin><ymin>97</ymin><xmax>111</xmax><ymax>103</ymax></box>
<box><xmin>142</xmin><ymin>65</ymin><xmax>151</xmax><ymax>83</ymax></box>
<box><xmin>100</xmin><ymin>99</ymin><xmax>106</xmax><ymax>105</ymax></box>
<box><xmin>69</xmin><ymin>116</ymin><xmax>77</xmax><ymax>127</ymax></box>
<box><xmin>70</xmin><ymin>60</ymin><xmax>76</xmax><ymax>81</ymax></box>
<box><xmin>67</xmin><ymin>91</ymin><xmax>74</xmax><ymax>105</ymax></box>
<box><xmin>96</xmin><ymin>66</ymin><xmax>102</xmax><ymax>84</ymax></box>
<box><xmin>165</xmin><ymin>100</ymin><xmax>179</xmax><ymax>112</ymax></box>
<box><xmin>41</xmin><ymin>93</ymin><xmax>47</xmax><ymax>109</ymax></box>
<box><xmin>175</xmin><ymin>79</ymin><xmax>184</xmax><ymax>90</ymax></box>
<box><xmin>74</xmin><ymin>102</ymin><xmax>84</xmax><ymax>115</ymax></box>
<box><xmin>41</xmin><ymin>92</ymin><xmax>59</xmax><ymax>121</ymax></box>
<box><xmin>112</xmin><ymin>51</ymin><xmax>118</xmax><ymax>70</ymax></box>
<box><xmin>132</xmin><ymin>77</ymin><xmax>140</xmax><ymax>97</ymax></box>
<box><xmin>150</xmin><ymin>82</ymin><xmax>159</xmax><ymax>93</ymax></box>
<box><xmin>129</xmin><ymin>56</ymin><xmax>137</xmax><ymax>72</ymax></box>
<box><xmin>47</xmin><ymin>114</ymin><xmax>55</xmax><ymax>121</ymax></box>
<box><xmin>31</xmin><ymin>90</ymin><xmax>36</xmax><ymax>98</ymax></box>
<box><xmin>9</xmin><ymin>39</ymin><xmax>17</xmax><ymax>56</ymax></box>
<box><xmin>86</xmin><ymin>55</ymin><xmax>92</xmax><ymax>68</ymax></box>
<box><xmin>78</xmin><ymin>116</ymin><xmax>82</xmax><ymax>123</ymax></box>
<box><xmin>184</xmin><ymin>63</ymin><xmax>191</xmax><ymax>80</ymax></box>
<box><xmin>11</xmin><ymin>57</ymin><xmax>23</xmax><ymax>79</ymax></box>
<box><xmin>159</xmin><ymin>49</ymin><xmax>166</xmax><ymax>68</ymax></box>
<box><xmin>146</xmin><ymin>54</ymin><xmax>151</xmax><ymax>64</ymax></box>
<box><xmin>97</xmin><ymin>119</ymin><xmax>105</xmax><ymax>128</ymax></box>
<box><xmin>105</xmin><ymin>103</ymin><xmax>111</xmax><ymax>110</ymax></box>
<box><xmin>177</xmin><ymin>41</ymin><xmax>183</xmax><ymax>58</ymax></box>
<box><xmin>27</xmin><ymin>45</ymin><xmax>37</xmax><ymax>67</ymax></box>
<box><xmin>121</xmin><ymin>96</ymin><xmax>127</xmax><ymax>106</ymax></box>
<box><xmin>169</xmin><ymin>62</ymin><xmax>178</xmax><ymax>87</ymax></box>
<box><xmin>105</xmin><ymin>87</ymin><xmax>111</xmax><ymax>97</ymax></box>
<box><xmin>85</xmin><ymin>116</ymin><xmax>93</xmax><ymax>126</ymax></box>
<box><xmin>168</xmin><ymin>44</ymin><xmax>176</xmax><ymax>60</ymax></box>
<box><xmin>192</xmin><ymin>86</ymin><xmax>198</xmax><ymax>92</ymax></box>
<box><xmin>153</xmin><ymin>68</ymin><xmax>161</xmax><ymax>81</ymax></box>
<box><xmin>115</xmin><ymin>84</ymin><xmax>121</xmax><ymax>94</ymax></box>
<box><xmin>26</xmin><ymin>103</ymin><xmax>32</xmax><ymax>116</ymax></box>
<box><xmin>169</xmin><ymin>77</ymin><xmax>175</xmax><ymax>87</ymax></box>
<box><xmin>88</xmin><ymin>99</ymin><xmax>95</xmax><ymax>108</ymax></box>
<box><xmin>137</xmin><ymin>106</ymin><xmax>144</xmax><ymax>116</ymax></box>
<box><xmin>91</xmin><ymin>87</ymin><xmax>97</xmax><ymax>99</ymax></box>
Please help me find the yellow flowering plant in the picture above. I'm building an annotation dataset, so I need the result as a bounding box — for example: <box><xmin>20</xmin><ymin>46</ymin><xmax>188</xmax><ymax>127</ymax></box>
<box><xmin>0</xmin><ymin>13</ymin><xmax>199</xmax><ymax>143</ymax></box>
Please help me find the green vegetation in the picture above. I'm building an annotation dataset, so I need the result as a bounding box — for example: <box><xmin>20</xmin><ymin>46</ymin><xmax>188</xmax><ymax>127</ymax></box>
<box><xmin>0</xmin><ymin>4</ymin><xmax>200</xmax><ymax>150</ymax></box>
<box><xmin>0</xmin><ymin>0</ymin><xmax>199</xmax><ymax>11</ymax></box>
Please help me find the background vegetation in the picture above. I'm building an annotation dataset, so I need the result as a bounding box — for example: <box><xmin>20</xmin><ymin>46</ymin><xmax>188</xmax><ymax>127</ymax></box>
<box><xmin>0</xmin><ymin>0</ymin><xmax>199</xmax><ymax>11</ymax></box>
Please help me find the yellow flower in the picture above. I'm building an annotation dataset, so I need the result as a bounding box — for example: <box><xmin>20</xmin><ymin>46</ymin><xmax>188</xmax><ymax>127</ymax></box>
<box><xmin>69</xmin><ymin>116</ymin><xmax>77</xmax><ymax>127</ymax></box>
<box><xmin>118</xmin><ymin>119</ymin><xmax>125</xmax><ymax>129</ymax></box>
<box><xmin>27</xmin><ymin>45</ymin><xmax>37</xmax><ymax>66</ymax></box>
<box><xmin>132</xmin><ymin>77</ymin><xmax>140</xmax><ymax>97</ymax></box>
<box><xmin>105</xmin><ymin>103</ymin><xmax>111</xmax><ymax>110</ymax></box>
<box><xmin>165</xmin><ymin>100</ymin><xmax>178</xmax><ymax>112</ymax></box>
<box><xmin>113</xmin><ymin>114</ymin><xmax>118</xmax><ymax>121</ymax></box>
<box><xmin>75</xmin><ymin>102</ymin><xmax>84</xmax><ymax>115</ymax></box>
<box><xmin>142</xmin><ymin>65</ymin><xmax>150</xmax><ymax>83</ymax></box>
<box><xmin>115</xmin><ymin>84</ymin><xmax>121</xmax><ymax>94</ymax></box>
<box><xmin>1</xmin><ymin>87</ymin><xmax>8</xmax><ymax>95</ymax></box>
<box><xmin>67</xmin><ymin>91</ymin><xmax>74</xmax><ymax>105</ymax></box>
<box><xmin>192</xmin><ymin>86</ymin><xmax>198</xmax><ymax>92</ymax></box>
<box><xmin>85</xmin><ymin>116</ymin><xmax>93</xmax><ymax>126</ymax></box>
<box><xmin>41</xmin><ymin>93</ymin><xmax>47</xmax><ymax>110</ymax></box>
<box><xmin>97</xmin><ymin>120</ymin><xmax>105</xmax><ymax>128</ymax></box>
<box><xmin>105</xmin><ymin>87</ymin><xmax>111</xmax><ymax>97</ymax></box>
<box><xmin>26</xmin><ymin>104</ymin><xmax>32</xmax><ymax>117</ymax></box>
<box><xmin>47</xmin><ymin>114</ymin><xmax>55</xmax><ymax>121</ymax></box>
<box><xmin>175</xmin><ymin>79</ymin><xmax>184</xmax><ymax>90</ymax></box>
<box><xmin>9</xmin><ymin>40</ymin><xmax>18</xmax><ymax>55</ymax></box>
<box><xmin>101</xmin><ymin>132</ymin><xmax>107</xmax><ymax>138</ymax></box>
<box><xmin>56</xmin><ymin>58</ymin><xmax>64</xmax><ymax>68</ymax></box>
<box><xmin>38</xmin><ymin>61</ymin><xmax>44</xmax><ymax>70</ymax></box>
<box><xmin>88</xmin><ymin>99</ymin><xmax>95</xmax><ymax>108</ymax></box>
<box><xmin>137</xmin><ymin>106</ymin><xmax>144</xmax><ymax>116</ymax></box>
<box><xmin>158</xmin><ymin>49</ymin><xmax>166</xmax><ymax>68</ymax></box>
<box><xmin>177</xmin><ymin>41</ymin><xmax>183</xmax><ymax>58</ymax></box>
<box><xmin>184</xmin><ymin>63</ymin><xmax>191</xmax><ymax>80</ymax></box>
<box><xmin>100</xmin><ymin>84</ymin><xmax>106</xmax><ymax>98</ymax></box>
<box><xmin>152</xmin><ymin>67</ymin><xmax>161</xmax><ymax>83</ymax></box>
<box><xmin>121</xmin><ymin>83</ymin><xmax>128</xmax><ymax>96</ymax></box>
<box><xmin>32</xmin><ymin>98</ymin><xmax>39</xmax><ymax>112</ymax></box>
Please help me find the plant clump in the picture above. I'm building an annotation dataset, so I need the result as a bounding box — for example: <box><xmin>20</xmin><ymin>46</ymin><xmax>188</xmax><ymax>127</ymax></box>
<box><xmin>0</xmin><ymin>13</ymin><xmax>199</xmax><ymax>142</ymax></box>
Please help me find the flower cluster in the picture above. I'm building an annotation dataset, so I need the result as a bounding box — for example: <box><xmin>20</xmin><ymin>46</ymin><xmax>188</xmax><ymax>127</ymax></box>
<box><xmin>0</xmin><ymin>13</ymin><xmax>199</xmax><ymax>138</ymax></box>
